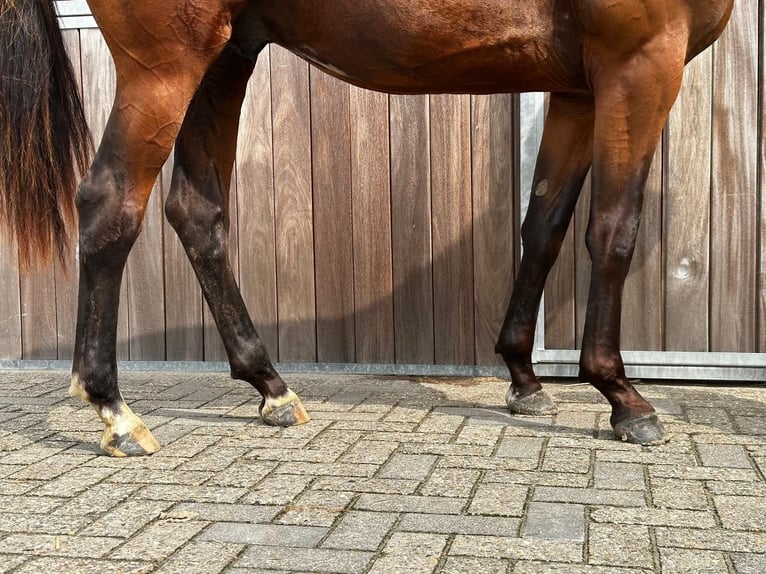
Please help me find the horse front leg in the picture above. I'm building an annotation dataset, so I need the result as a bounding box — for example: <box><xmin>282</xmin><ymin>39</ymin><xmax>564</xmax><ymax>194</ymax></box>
<box><xmin>580</xmin><ymin>42</ymin><xmax>686</xmax><ymax>445</ymax></box>
<box><xmin>496</xmin><ymin>93</ymin><xmax>594</xmax><ymax>415</ymax></box>
<box><xmin>70</xmin><ymin>2</ymin><xmax>235</xmax><ymax>456</ymax></box>
<box><xmin>165</xmin><ymin>46</ymin><xmax>310</xmax><ymax>428</ymax></box>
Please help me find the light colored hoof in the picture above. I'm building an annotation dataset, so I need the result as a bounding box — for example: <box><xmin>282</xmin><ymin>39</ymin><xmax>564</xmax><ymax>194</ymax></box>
<box><xmin>506</xmin><ymin>387</ymin><xmax>559</xmax><ymax>415</ymax></box>
<box><xmin>101</xmin><ymin>423</ymin><xmax>161</xmax><ymax>457</ymax></box>
<box><xmin>260</xmin><ymin>389</ymin><xmax>311</xmax><ymax>427</ymax></box>
<box><xmin>613</xmin><ymin>413</ymin><xmax>670</xmax><ymax>446</ymax></box>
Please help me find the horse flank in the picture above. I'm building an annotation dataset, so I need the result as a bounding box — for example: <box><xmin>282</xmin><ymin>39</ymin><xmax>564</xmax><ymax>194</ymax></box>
<box><xmin>0</xmin><ymin>0</ymin><xmax>90</xmax><ymax>269</ymax></box>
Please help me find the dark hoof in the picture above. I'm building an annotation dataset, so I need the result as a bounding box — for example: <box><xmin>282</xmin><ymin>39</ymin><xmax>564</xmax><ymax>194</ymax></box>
<box><xmin>101</xmin><ymin>424</ymin><xmax>161</xmax><ymax>457</ymax></box>
<box><xmin>613</xmin><ymin>413</ymin><xmax>670</xmax><ymax>446</ymax></box>
<box><xmin>260</xmin><ymin>390</ymin><xmax>311</xmax><ymax>427</ymax></box>
<box><xmin>505</xmin><ymin>388</ymin><xmax>558</xmax><ymax>416</ymax></box>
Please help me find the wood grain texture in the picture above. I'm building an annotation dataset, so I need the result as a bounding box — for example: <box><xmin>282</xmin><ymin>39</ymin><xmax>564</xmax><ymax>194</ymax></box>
<box><xmin>271</xmin><ymin>47</ymin><xmax>317</xmax><ymax>362</ymax></box>
<box><xmin>710</xmin><ymin>2</ymin><xmax>759</xmax><ymax>352</ymax></box>
<box><xmin>472</xmin><ymin>94</ymin><xmax>517</xmax><ymax>365</ymax></box>
<box><xmin>311</xmin><ymin>68</ymin><xmax>355</xmax><ymax>363</ymax></box>
<box><xmin>390</xmin><ymin>94</ymin><xmax>434</xmax><ymax>364</ymax></box>
<box><xmin>350</xmin><ymin>87</ymin><xmax>394</xmax><ymax>363</ymax></box>
<box><xmin>544</xmin><ymin>222</ymin><xmax>577</xmax><ymax>350</ymax></box>
<box><xmin>0</xmin><ymin>240</ymin><xmax>21</xmax><ymax>359</ymax></box>
<box><xmin>237</xmin><ymin>48</ymin><xmax>279</xmax><ymax>360</ymax></box>
<box><xmin>665</xmin><ymin>50</ymin><xmax>712</xmax><ymax>352</ymax></box>
<box><xmin>431</xmin><ymin>94</ymin><xmax>475</xmax><ymax>365</ymax></box>
<box><xmin>761</xmin><ymin>7</ymin><xmax>766</xmax><ymax>353</ymax></box>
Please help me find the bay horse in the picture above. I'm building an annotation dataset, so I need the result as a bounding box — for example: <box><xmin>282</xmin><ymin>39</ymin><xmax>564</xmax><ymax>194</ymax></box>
<box><xmin>1</xmin><ymin>0</ymin><xmax>734</xmax><ymax>455</ymax></box>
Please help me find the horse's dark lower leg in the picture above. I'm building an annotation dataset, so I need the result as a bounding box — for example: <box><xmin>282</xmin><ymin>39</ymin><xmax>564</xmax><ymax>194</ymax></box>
<box><xmin>580</xmin><ymin>45</ymin><xmax>685</xmax><ymax>445</ymax></box>
<box><xmin>165</xmin><ymin>46</ymin><xmax>309</xmax><ymax>427</ymax></box>
<box><xmin>496</xmin><ymin>94</ymin><xmax>594</xmax><ymax>415</ymax></box>
<box><xmin>71</xmin><ymin>2</ymin><xmax>235</xmax><ymax>455</ymax></box>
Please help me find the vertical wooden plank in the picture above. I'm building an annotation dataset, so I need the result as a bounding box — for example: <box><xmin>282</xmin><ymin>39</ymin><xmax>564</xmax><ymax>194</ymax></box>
<box><xmin>79</xmin><ymin>29</ymin><xmax>128</xmax><ymax>359</ymax></box>
<box><xmin>390</xmin><ymin>94</ymin><xmax>434</xmax><ymax>364</ymax></box>
<box><xmin>621</xmin><ymin>143</ymin><xmax>663</xmax><ymax>351</ymax></box>
<box><xmin>762</xmin><ymin>3</ymin><xmax>766</xmax><ymax>353</ymax></box>
<box><xmin>350</xmin><ymin>87</ymin><xmax>394</xmax><ymax>363</ymax></box>
<box><xmin>237</xmin><ymin>47</ymin><xmax>279</xmax><ymax>360</ymax></box>
<box><xmin>162</xmin><ymin>155</ymin><xmax>205</xmax><ymax>361</ymax></box>
<box><xmin>710</xmin><ymin>1</ymin><xmax>759</xmax><ymax>352</ymax></box>
<box><xmin>431</xmin><ymin>94</ymin><xmax>474</xmax><ymax>365</ymax></box>
<box><xmin>544</xmin><ymin>224</ymin><xmax>577</xmax><ymax>350</ymax></box>
<box><xmin>574</xmin><ymin>174</ymin><xmax>592</xmax><ymax>349</ymax></box>
<box><xmin>472</xmin><ymin>94</ymin><xmax>516</xmax><ymax>365</ymax></box>
<box><xmin>311</xmin><ymin>69</ymin><xmax>355</xmax><ymax>363</ymax></box>
<box><xmin>20</xmin><ymin>270</ymin><xmax>58</xmax><ymax>359</ymax></box>
<box><xmin>665</xmin><ymin>51</ymin><xmax>712</xmax><ymax>352</ymax></box>
<box><xmin>271</xmin><ymin>47</ymin><xmax>316</xmax><ymax>362</ymax></box>
<box><xmin>55</xmin><ymin>29</ymin><xmax>83</xmax><ymax>361</ymax></box>
<box><xmin>0</xmin><ymin>241</ymin><xmax>21</xmax><ymax>359</ymax></box>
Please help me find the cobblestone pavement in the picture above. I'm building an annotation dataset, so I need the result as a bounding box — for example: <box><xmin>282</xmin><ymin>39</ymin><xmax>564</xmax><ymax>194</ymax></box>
<box><xmin>0</xmin><ymin>369</ymin><xmax>765</xmax><ymax>573</ymax></box>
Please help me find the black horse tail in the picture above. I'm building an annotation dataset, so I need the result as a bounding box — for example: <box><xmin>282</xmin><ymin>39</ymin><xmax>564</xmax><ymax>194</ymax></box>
<box><xmin>0</xmin><ymin>0</ymin><xmax>90</xmax><ymax>269</ymax></box>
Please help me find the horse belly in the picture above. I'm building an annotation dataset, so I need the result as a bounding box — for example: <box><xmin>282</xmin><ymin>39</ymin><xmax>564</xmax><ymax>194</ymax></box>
<box><xmin>243</xmin><ymin>0</ymin><xmax>586</xmax><ymax>94</ymax></box>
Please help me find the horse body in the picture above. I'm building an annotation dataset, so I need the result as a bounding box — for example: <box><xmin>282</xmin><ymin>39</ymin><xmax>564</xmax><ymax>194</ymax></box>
<box><xmin>0</xmin><ymin>0</ymin><xmax>735</xmax><ymax>456</ymax></box>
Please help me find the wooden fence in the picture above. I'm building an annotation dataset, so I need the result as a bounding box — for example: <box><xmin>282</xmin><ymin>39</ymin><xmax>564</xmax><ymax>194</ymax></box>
<box><xmin>0</xmin><ymin>2</ymin><xmax>763</xmax><ymax>373</ymax></box>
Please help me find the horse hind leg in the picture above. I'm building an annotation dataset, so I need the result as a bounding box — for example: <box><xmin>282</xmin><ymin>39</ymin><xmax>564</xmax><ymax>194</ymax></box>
<box><xmin>496</xmin><ymin>93</ymin><xmax>594</xmax><ymax>415</ymax></box>
<box><xmin>71</xmin><ymin>2</ymin><xmax>236</xmax><ymax>456</ymax></box>
<box><xmin>165</xmin><ymin>45</ymin><xmax>310</xmax><ymax>428</ymax></box>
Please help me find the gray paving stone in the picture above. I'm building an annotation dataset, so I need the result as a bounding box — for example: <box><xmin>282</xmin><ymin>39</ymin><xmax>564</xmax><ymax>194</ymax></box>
<box><xmin>201</xmin><ymin>522</ymin><xmax>326</xmax><ymax>546</ymax></box>
<box><xmin>450</xmin><ymin>534</ymin><xmax>583</xmax><ymax>562</ymax></box>
<box><xmin>522</xmin><ymin>502</ymin><xmax>585</xmax><ymax>541</ymax></box>
<box><xmin>0</xmin><ymin>533</ymin><xmax>122</xmax><ymax>558</ymax></box>
<box><xmin>368</xmin><ymin>532</ymin><xmax>448</xmax><ymax>574</ymax></box>
<box><xmin>110</xmin><ymin>519</ymin><xmax>207</xmax><ymax>560</ymax></box>
<box><xmin>378</xmin><ymin>453</ymin><xmax>436</xmax><ymax>480</ymax></box>
<box><xmin>696</xmin><ymin>443</ymin><xmax>753</xmax><ymax>469</ymax></box>
<box><xmin>593</xmin><ymin>462</ymin><xmax>646</xmax><ymax>491</ymax></box>
<box><xmin>0</xmin><ymin>555</ymin><xmax>27</xmax><ymax>573</ymax></box>
<box><xmin>649</xmin><ymin>478</ymin><xmax>709</xmax><ymax>510</ymax></box>
<box><xmin>339</xmin><ymin>440</ymin><xmax>399</xmax><ymax>464</ymax></box>
<box><xmin>590</xmin><ymin>507</ymin><xmax>717</xmax><ymax>528</ymax></box>
<box><xmin>441</xmin><ymin>556</ymin><xmax>509</xmax><ymax>574</ymax></box>
<box><xmin>419</xmin><ymin>468</ymin><xmax>481</xmax><ymax>498</ymax></box>
<box><xmin>137</xmin><ymin>484</ymin><xmax>247</xmax><ymax>503</ymax></box>
<box><xmin>655</xmin><ymin>527</ymin><xmax>766</xmax><ymax>553</ymax></box>
<box><xmin>156</xmin><ymin>540</ymin><xmax>242</xmax><ymax>574</ymax></box>
<box><xmin>82</xmin><ymin>499</ymin><xmax>174</xmax><ymax>538</ymax></box>
<box><xmin>731</xmin><ymin>552</ymin><xmax>766</xmax><ymax>574</ymax></box>
<box><xmin>513</xmin><ymin>563</ymin><xmax>652</xmax><ymax>573</ymax></box>
<box><xmin>0</xmin><ymin>513</ymin><xmax>90</xmax><ymax>535</ymax></box>
<box><xmin>235</xmin><ymin>545</ymin><xmax>373</xmax><ymax>573</ymax></box>
<box><xmin>542</xmin><ymin>447</ymin><xmax>592</xmax><ymax>474</ymax></box>
<box><xmin>355</xmin><ymin>493</ymin><xmax>466</xmax><ymax>514</ymax></box>
<box><xmin>588</xmin><ymin>524</ymin><xmax>654</xmax><ymax>569</ymax></box>
<box><xmin>170</xmin><ymin>502</ymin><xmax>280</xmax><ymax>523</ymax></box>
<box><xmin>468</xmin><ymin>482</ymin><xmax>528</xmax><ymax>516</ymax></box>
<box><xmin>712</xmin><ymin>495</ymin><xmax>766</xmax><ymax>531</ymax></box>
<box><xmin>533</xmin><ymin>486</ymin><xmax>646</xmax><ymax>507</ymax></box>
<box><xmin>10</xmin><ymin>557</ymin><xmax>153</xmax><ymax>574</ymax></box>
<box><xmin>322</xmin><ymin>510</ymin><xmax>397</xmax><ymax>551</ymax></box>
<box><xmin>658</xmin><ymin>547</ymin><xmax>728</xmax><ymax>574</ymax></box>
<box><xmin>495</xmin><ymin>436</ymin><xmax>545</xmax><ymax>459</ymax></box>
<box><xmin>277</xmin><ymin>489</ymin><xmax>356</xmax><ymax>526</ymax></box>
<box><xmin>313</xmin><ymin>476</ymin><xmax>420</xmax><ymax>495</ymax></box>
<box><xmin>399</xmin><ymin>513</ymin><xmax>520</xmax><ymax>536</ymax></box>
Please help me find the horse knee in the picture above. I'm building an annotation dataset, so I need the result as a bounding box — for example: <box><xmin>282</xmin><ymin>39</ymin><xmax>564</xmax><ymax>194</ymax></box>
<box><xmin>579</xmin><ymin>349</ymin><xmax>624</xmax><ymax>386</ymax></box>
<box><xmin>584</xmin><ymin>216</ymin><xmax>640</xmax><ymax>274</ymax></box>
<box><xmin>76</xmin><ymin>167</ymin><xmax>144</xmax><ymax>262</ymax></box>
<box><xmin>495</xmin><ymin>325</ymin><xmax>534</xmax><ymax>361</ymax></box>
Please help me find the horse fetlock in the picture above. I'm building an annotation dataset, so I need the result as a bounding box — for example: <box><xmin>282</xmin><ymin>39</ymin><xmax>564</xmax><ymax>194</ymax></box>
<box><xmin>260</xmin><ymin>389</ymin><xmax>311</xmax><ymax>427</ymax></box>
<box><xmin>95</xmin><ymin>402</ymin><xmax>160</xmax><ymax>457</ymax></box>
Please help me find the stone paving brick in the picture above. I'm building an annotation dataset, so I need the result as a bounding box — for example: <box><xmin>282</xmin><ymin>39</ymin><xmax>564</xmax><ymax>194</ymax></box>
<box><xmin>450</xmin><ymin>534</ymin><xmax>583</xmax><ymax>562</ymax></box>
<box><xmin>277</xmin><ymin>489</ymin><xmax>356</xmax><ymax>526</ymax></box>
<box><xmin>468</xmin><ymin>482</ymin><xmax>528</xmax><ymax>516</ymax></box>
<box><xmin>533</xmin><ymin>486</ymin><xmax>645</xmax><ymax>507</ymax></box>
<box><xmin>378</xmin><ymin>453</ymin><xmax>436</xmax><ymax>480</ymax></box>
<box><xmin>400</xmin><ymin>513</ymin><xmax>520</xmax><ymax>536</ymax></box>
<box><xmin>590</xmin><ymin>507</ymin><xmax>717</xmax><ymax>528</ymax></box>
<box><xmin>110</xmin><ymin>519</ymin><xmax>207</xmax><ymax>561</ymax></box>
<box><xmin>275</xmin><ymin>461</ymin><xmax>378</xmax><ymax>478</ymax></box>
<box><xmin>137</xmin><ymin>484</ymin><xmax>247</xmax><ymax>503</ymax></box>
<box><xmin>204</xmin><ymin>460</ymin><xmax>278</xmax><ymax>488</ymax></box>
<box><xmin>654</xmin><ymin>527</ymin><xmax>766</xmax><ymax>553</ymax></box>
<box><xmin>495</xmin><ymin>436</ymin><xmax>545</xmax><ymax>459</ymax></box>
<box><xmin>419</xmin><ymin>468</ymin><xmax>481</xmax><ymax>498</ymax></box>
<box><xmin>730</xmin><ymin>552</ymin><xmax>766</xmax><ymax>574</ymax></box>
<box><xmin>0</xmin><ymin>513</ymin><xmax>90</xmax><ymax>535</ymax></box>
<box><xmin>415</xmin><ymin>412</ymin><xmax>464</xmax><ymax>434</ymax></box>
<box><xmin>322</xmin><ymin>510</ymin><xmax>397</xmax><ymax>551</ymax></box>
<box><xmin>649</xmin><ymin>478</ymin><xmax>708</xmax><ymax>510</ymax></box>
<box><xmin>593</xmin><ymin>462</ymin><xmax>646</xmax><ymax>491</ymax></box>
<box><xmin>649</xmin><ymin>465</ymin><xmax>758</xmax><ymax>482</ymax></box>
<box><xmin>658</xmin><ymin>547</ymin><xmax>728</xmax><ymax>574</ymax></box>
<box><xmin>485</xmin><ymin>469</ymin><xmax>591</xmax><ymax>488</ymax></box>
<box><xmin>441</xmin><ymin>556</ymin><xmax>509</xmax><ymax>574</ymax></box>
<box><xmin>234</xmin><ymin>545</ymin><xmax>373</xmax><ymax>573</ymax></box>
<box><xmin>0</xmin><ymin>555</ymin><xmax>27</xmax><ymax>573</ymax></box>
<box><xmin>706</xmin><ymin>480</ymin><xmax>766</xmax><ymax>497</ymax></box>
<box><xmin>108</xmin><ymin>468</ymin><xmax>214</xmax><ymax>486</ymax></box>
<box><xmin>588</xmin><ymin>524</ymin><xmax>654</xmax><ymax>569</ymax></box>
<box><xmin>339</xmin><ymin>440</ymin><xmax>399</xmax><ymax>464</ymax></box>
<box><xmin>542</xmin><ymin>447</ymin><xmax>592</xmax><ymax>474</ymax></box>
<box><xmin>11</xmin><ymin>557</ymin><xmax>153</xmax><ymax>574</ymax></box>
<box><xmin>438</xmin><ymin>455</ymin><xmax>538</xmax><ymax>471</ymax></box>
<box><xmin>400</xmin><ymin>443</ymin><xmax>494</xmax><ymax>457</ymax></box>
<box><xmin>201</xmin><ymin>522</ymin><xmax>326</xmax><ymax>546</ymax></box>
<box><xmin>696</xmin><ymin>443</ymin><xmax>753</xmax><ymax>468</ymax></box>
<box><xmin>0</xmin><ymin>495</ymin><xmax>65</xmax><ymax>514</ymax></box>
<box><xmin>368</xmin><ymin>532</ymin><xmax>448</xmax><ymax>574</ymax></box>
<box><xmin>455</xmin><ymin>423</ymin><xmax>504</xmax><ymax>447</ymax></box>
<box><xmin>29</xmin><ymin>465</ymin><xmax>117</xmax><ymax>497</ymax></box>
<box><xmin>54</xmin><ymin>483</ymin><xmax>139</xmax><ymax>517</ymax></box>
<box><xmin>170</xmin><ymin>502</ymin><xmax>280</xmax><ymax>522</ymax></box>
<box><xmin>522</xmin><ymin>502</ymin><xmax>585</xmax><ymax>541</ymax></box>
<box><xmin>513</xmin><ymin>563</ymin><xmax>652</xmax><ymax>573</ymax></box>
<box><xmin>240</xmin><ymin>474</ymin><xmax>314</xmax><ymax>505</ymax></box>
<box><xmin>0</xmin><ymin>533</ymin><xmax>122</xmax><ymax>558</ymax></box>
<box><xmin>313</xmin><ymin>476</ymin><xmax>420</xmax><ymax>495</ymax></box>
<box><xmin>713</xmin><ymin>495</ymin><xmax>766</xmax><ymax>531</ymax></box>
<box><xmin>155</xmin><ymin>540</ymin><xmax>243</xmax><ymax>574</ymax></box>
<box><xmin>355</xmin><ymin>493</ymin><xmax>466</xmax><ymax>514</ymax></box>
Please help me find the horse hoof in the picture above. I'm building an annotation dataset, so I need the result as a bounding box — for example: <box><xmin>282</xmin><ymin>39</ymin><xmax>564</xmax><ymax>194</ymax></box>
<box><xmin>101</xmin><ymin>424</ymin><xmax>161</xmax><ymax>457</ymax></box>
<box><xmin>260</xmin><ymin>389</ymin><xmax>311</xmax><ymax>427</ymax></box>
<box><xmin>506</xmin><ymin>388</ymin><xmax>558</xmax><ymax>415</ymax></box>
<box><xmin>612</xmin><ymin>413</ymin><xmax>670</xmax><ymax>446</ymax></box>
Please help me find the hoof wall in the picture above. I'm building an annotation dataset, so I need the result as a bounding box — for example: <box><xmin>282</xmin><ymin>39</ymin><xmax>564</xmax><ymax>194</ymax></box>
<box><xmin>101</xmin><ymin>425</ymin><xmax>161</xmax><ymax>457</ymax></box>
<box><xmin>613</xmin><ymin>413</ymin><xmax>670</xmax><ymax>446</ymax></box>
<box><xmin>506</xmin><ymin>388</ymin><xmax>558</xmax><ymax>416</ymax></box>
<box><xmin>261</xmin><ymin>390</ymin><xmax>311</xmax><ymax>427</ymax></box>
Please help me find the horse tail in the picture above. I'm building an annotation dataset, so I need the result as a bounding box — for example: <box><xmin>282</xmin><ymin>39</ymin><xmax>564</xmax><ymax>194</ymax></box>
<box><xmin>0</xmin><ymin>0</ymin><xmax>91</xmax><ymax>269</ymax></box>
